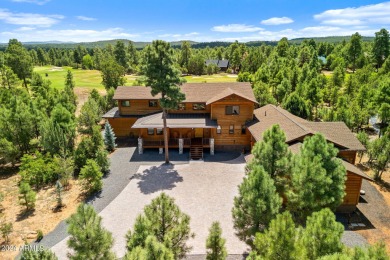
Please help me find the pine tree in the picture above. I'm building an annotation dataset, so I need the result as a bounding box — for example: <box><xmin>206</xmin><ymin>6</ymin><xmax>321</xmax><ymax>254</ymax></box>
<box><xmin>252</xmin><ymin>211</ymin><xmax>297</xmax><ymax>260</ymax></box>
<box><xmin>232</xmin><ymin>164</ymin><xmax>282</xmax><ymax>247</ymax></box>
<box><xmin>104</xmin><ymin>121</ymin><xmax>117</xmax><ymax>152</ymax></box>
<box><xmin>125</xmin><ymin>235</ymin><xmax>174</xmax><ymax>260</ymax></box>
<box><xmin>67</xmin><ymin>204</ymin><xmax>116</xmax><ymax>260</ymax></box>
<box><xmin>249</xmin><ymin>124</ymin><xmax>291</xmax><ymax>193</ymax></box>
<box><xmin>142</xmin><ymin>40</ymin><xmax>185</xmax><ymax>163</ymax></box>
<box><xmin>206</xmin><ymin>222</ymin><xmax>227</xmax><ymax>260</ymax></box>
<box><xmin>299</xmin><ymin>208</ymin><xmax>344</xmax><ymax>259</ymax></box>
<box><xmin>20</xmin><ymin>248</ymin><xmax>58</xmax><ymax>260</ymax></box>
<box><xmin>125</xmin><ymin>193</ymin><xmax>194</xmax><ymax>259</ymax></box>
<box><xmin>18</xmin><ymin>182</ymin><xmax>36</xmax><ymax>211</ymax></box>
<box><xmin>79</xmin><ymin>159</ymin><xmax>103</xmax><ymax>194</ymax></box>
<box><xmin>287</xmin><ymin>134</ymin><xmax>346</xmax><ymax>223</ymax></box>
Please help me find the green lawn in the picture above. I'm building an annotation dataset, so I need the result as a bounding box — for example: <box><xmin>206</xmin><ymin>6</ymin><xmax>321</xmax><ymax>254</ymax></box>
<box><xmin>34</xmin><ymin>66</ymin><xmax>105</xmax><ymax>90</ymax></box>
<box><xmin>34</xmin><ymin>66</ymin><xmax>238</xmax><ymax>90</ymax></box>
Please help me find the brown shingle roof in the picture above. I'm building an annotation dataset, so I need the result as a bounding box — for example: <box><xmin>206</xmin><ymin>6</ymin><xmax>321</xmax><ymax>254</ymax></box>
<box><xmin>113</xmin><ymin>83</ymin><xmax>256</xmax><ymax>104</ymax></box>
<box><xmin>248</xmin><ymin>104</ymin><xmax>365</xmax><ymax>151</ymax></box>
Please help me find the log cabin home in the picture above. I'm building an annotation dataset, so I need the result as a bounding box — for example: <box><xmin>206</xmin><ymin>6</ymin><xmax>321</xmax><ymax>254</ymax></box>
<box><xmin>103</xmin><ymin>82</ymin><xmax>372</xmax><ymax>212</ymax></box>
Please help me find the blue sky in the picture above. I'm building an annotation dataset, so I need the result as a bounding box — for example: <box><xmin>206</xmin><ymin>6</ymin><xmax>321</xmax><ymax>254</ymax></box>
<box><xmin>0</xmin><ymin>0</ymin><xmax>389</xmax><ymax>43</ymax></box>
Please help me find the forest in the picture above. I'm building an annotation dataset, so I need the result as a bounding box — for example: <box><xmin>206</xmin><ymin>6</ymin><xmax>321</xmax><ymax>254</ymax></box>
<box><xmin>0</xmin><ymin>28</ymin><xmax>389</xmax><ymax>259</ymax></box>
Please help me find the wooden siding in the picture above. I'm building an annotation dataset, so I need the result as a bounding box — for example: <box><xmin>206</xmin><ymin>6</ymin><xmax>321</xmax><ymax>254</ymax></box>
<box><xmin>341</xmin><ymin>171</ymin><xmax>362</xmax><ymax>209</ymax></box>
<box><xmin>107</xmin><ymin>118</ymin><xmax>139</xmax><ymax>137</ymax></box>
<box><xmin>119</xmin><ymin>100</ymin><xmax>161</xmax><ymax>116</ymax></box>
<box><xmin>211</xmin><ymin>97</ymin><xmax>254</xmax><ymax>147</ymax></box>
<box><xmin>338</xmin><ymin>150</ymin><xmax>357</xmax><ymax>164</ymax></box>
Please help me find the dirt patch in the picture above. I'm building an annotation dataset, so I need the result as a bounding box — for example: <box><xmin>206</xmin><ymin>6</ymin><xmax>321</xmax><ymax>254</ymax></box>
<box><xmin>0</xmin><ymin>170</ymin><xmax>84</xmax><ymax>260</ymax></box>
<box><xmin>355</xmin><ymin>154</ymin><xmax>390</xmax><ymax>253</ymax></box>
<box><xmin>74</xmin><ymin>87</ymin><xmax>106</xmax><ymax>116</ymax></box>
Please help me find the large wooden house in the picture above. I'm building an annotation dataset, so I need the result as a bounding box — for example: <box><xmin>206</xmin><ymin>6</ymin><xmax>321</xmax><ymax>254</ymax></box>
<box><xmin>103</xmin><ymin>82</ymin><xmax>372</xmax><ymax>212</ymax></box>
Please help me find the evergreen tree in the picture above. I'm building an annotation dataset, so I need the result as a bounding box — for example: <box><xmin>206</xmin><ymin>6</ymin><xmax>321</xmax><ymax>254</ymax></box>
<box><xmin>252</xmin><ymin>211</ymin><xmax>297</xmax><ymax>260</ymax></box>
<box><xmin>100</xmin><ymin>57</ymin><xmax>126</xmax><ymax>90</ymax></box>
<box><xmin>142</xmin><ymin>40</ymin><xmax>185</xmax><ymax>163</ymax></box>
<box><xmin>104</xmin><ymin>121</ymin><xmax>117</xmax><ymax>152</ymax></box>
<box><xmin>18</xmin><ymin>182</ymin><xmax>36</xmax><ymax>211</ymax></box>
<box><xmin>79</xmin><ymin>159</ymin><xmax>103</xmax><ymax>194</ymax></box>
<box><xmin>249</xmin><ymin>124</ymin><xmax>291</xmax><ymax>193</ymax></box>
<box><xmin>5</xmin><ymin>39</ymin><xmax>33</xmax><ymax>88</ymax></box>
<box><xmin>287</xmin><ymin>134</ymin><xmax>346</xmax><ymax>223</ymax></box>
<box><xmin>67</xmin><ymin>204</ymin><xmax>116</xmax><ymax>260</ymax></box>
<box><xmin>299</xmin><ymin>208</ymin><xmax>344</xmax><ymax>259</ymax></box>
<box><xmin>232</xmin><ymin>165</ymin><xmax>282</xmax><ymax>247</ymax></box>
<box><xmin>373</xmin><ymin>28</ymin><xmax>390</xmax><ymax>69</ymax></box>
<box><xmin>125</xmin><ymin>235</ymin><xmax>174</xmax><ymax>260</ymax></box>
<box><xmin>206</xmin><ymin>222</ymin><xmax>227</xmax><ymax>260</ymax></box>
<box><xmin>20</xmin><ymin>248</ymin><xmax>58</xmax><ymax>260</ymax></box>
<box><xmin>347</xmin><ymin>32</ymin><xmax>362</xmax><ymax>72</ymax></box>
<box><xmin>283</xmin><ymin>92</ymin><xmax>310</xmax><ymax>119</ymax></box>
<box><xmin>126</xmin><ymin>193</ymin><xmax>194</xmax><ymax>258</ymax></box>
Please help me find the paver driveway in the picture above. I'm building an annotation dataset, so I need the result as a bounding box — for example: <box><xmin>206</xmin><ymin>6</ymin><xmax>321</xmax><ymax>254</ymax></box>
<box><xmin>50</xmin><ymin>148</ymin><xmax>248</xmax><ymax>259</ymax></box>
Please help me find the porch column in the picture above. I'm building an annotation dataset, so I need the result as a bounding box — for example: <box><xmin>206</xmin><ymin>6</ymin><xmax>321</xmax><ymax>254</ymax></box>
<box><xmin>178</xmin><ymin>138</ymin><xmax>183</xmax><ymax>154</ymax></box>
<box><xmin>138</xmin><ymin>137</ymin><xmax>143</xmax><ymax>154</ymax></box>
<box><xmin>210</xmin><ymin>138</ymin><xmax>214</xmax><ymax>155</ymax></box>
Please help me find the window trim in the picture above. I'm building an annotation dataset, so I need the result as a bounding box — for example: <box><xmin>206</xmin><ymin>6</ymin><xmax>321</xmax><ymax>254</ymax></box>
<box><xmin>121</xmin><ymin>100</ymin><xmax>130</xmax><ymax>107</ymax></box>
<box><xmin>225</xmin><ymin>105</ymin><xmax>240</xmax><ymax>115</ymax></box>
<box><xmin>217</xmin><ymin>125</ymin><xmax>221</xmax><ymax>134</ymax></box>
<box><xmin>229</xmin><ymin>125</ymin><xmax>234</xmax><ymax>134</ymax></box>
<box><xmin>147</xmin><ymin>128</ymin><xmax>154</xmax><ymax>135</ymax></box>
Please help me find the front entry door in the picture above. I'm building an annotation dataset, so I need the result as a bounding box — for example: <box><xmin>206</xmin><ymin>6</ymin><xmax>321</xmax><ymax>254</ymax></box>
<box><xmin>194</xmin><ymin>128</ymin><xmax>203</xmax><ymax>138</ymax></box>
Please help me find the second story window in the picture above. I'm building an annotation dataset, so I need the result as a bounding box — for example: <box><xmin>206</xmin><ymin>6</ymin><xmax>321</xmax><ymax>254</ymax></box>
<box><xmin>193</xmin><ymin>103</ymin><xmax>206</xmax><ymax>110</ymax></box>
<box><xmin>226</xmin><ymin>105</ymin><xmax>239</xmax><ymax>115</ymax></box>
<box><xmin>149</xmin><ymin>100</ymin><xmax>158</xmax><ymax>107</ymax></box>
<box><xmin>121</xmin><ymin>100</ymin><xmax>130</xmax><ymax>107</ymax></box>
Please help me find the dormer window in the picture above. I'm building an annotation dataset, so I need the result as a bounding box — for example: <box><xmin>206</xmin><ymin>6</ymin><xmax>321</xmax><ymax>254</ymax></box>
<box><xmin>226</xmin><ymin>105</ymin><xmax>239</xmax><ymax>115</ymax></box>
<box><xmin>121</xmin><ymin>100</ymin><xmax>130</xmax><ymax>107</ymax></box>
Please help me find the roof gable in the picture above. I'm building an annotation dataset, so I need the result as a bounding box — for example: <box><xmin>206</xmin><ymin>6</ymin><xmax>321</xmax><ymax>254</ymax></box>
<box><xmin>248</xmin><ymin>104</ymin><xmax>365</xmax><ymax>151</ymax></box>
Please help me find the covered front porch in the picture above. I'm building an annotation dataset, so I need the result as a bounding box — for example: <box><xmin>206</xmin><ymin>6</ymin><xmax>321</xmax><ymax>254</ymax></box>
<box><xmin>131</xmin><ymin>112</ymin><xmax>218</xmax><ymax>159</ymax></box>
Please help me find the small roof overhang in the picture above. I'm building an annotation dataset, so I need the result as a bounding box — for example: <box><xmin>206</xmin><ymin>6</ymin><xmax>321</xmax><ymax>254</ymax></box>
<box><xmin>132</xmin><ymin>112</ymin><xmax>218</xmax><ymax>129</ymax></box>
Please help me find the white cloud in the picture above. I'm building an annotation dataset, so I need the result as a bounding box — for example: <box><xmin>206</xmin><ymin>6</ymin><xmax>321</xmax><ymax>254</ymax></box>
<box><xmin>211</xmin><ymin>24</ymin><xmax>263</xmax><ymax>32</ymax></box>
<box><xmin>11</xmin><ymin>0</ymin><xmax>50</xmax><ymax>5</ymax></box>
<box><xmin>315</xmin><ymin>2</ymin><xmax>390</xmax><ymax>26</ymax></box>
<box><xmin>0</xmin><ymin>9</ymin><xmax>63</xmax><ymax>27</ymax></box>
<box><xmin>261</xmin><ymin>17</ymin><xmax>294</xmax><ymax>25</ymax></box>
<box><xmin>0</xmin><ymin>28</ymin><xmax>139</xmax><ymax>42</ymax></box>
<box><xmin>76</xmin><ymin>16</ymin><xmax>97</xmax><ymax>21</ymax></box>
<box><xmin>158</xmin><ymin>32</ymin><xmax>199</xmax><ymax>39</ymax></box>
<box><xmin>15</xmin><ymin>26</ymin><xmax>35</xmax><ymax>31</ymax></box>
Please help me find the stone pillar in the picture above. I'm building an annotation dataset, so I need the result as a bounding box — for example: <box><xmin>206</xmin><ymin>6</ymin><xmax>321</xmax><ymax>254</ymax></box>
<box><xmin>179</xmin><ymin>138</ymin><xmax>183</xmax><ymax>154</ymax></box>
<box><xmin>138</xmin><ymin>138</ymin><xmax>143</xmax><ymax>154</ymax></box>
<box><xmin>210</xmin><ymin>138</ymin><xmax>214</xmax><ymax>155</ymax></box>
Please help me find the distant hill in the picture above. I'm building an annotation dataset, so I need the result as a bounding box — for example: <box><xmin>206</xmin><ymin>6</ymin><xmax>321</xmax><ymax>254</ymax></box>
<box><xmin>0</xmin><ymin>36</ymin><xmax>376</xmax><ymax>50</ymax></box>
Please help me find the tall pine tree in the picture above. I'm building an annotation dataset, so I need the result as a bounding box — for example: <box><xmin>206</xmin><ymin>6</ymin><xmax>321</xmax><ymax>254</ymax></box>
<box><xmin>142</xmin><ymin>40</ymin><xmax>185</xmax><ymax>163</ymax></box>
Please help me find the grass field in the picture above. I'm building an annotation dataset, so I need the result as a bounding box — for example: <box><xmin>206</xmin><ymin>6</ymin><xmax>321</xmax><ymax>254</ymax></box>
<box><xmin>34</xmin><ymin>66</ymin><xmax>238</xmax><ymax>90</ymax></box>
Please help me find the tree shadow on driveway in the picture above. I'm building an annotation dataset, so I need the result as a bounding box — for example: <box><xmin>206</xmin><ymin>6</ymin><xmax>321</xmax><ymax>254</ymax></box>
<box><xmin>132</xmin><ymin>164</ymin><xmax>183</xmax><ymax>194</ymax></box>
